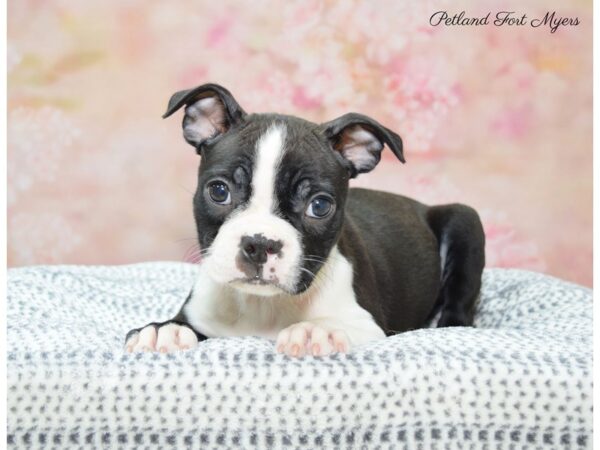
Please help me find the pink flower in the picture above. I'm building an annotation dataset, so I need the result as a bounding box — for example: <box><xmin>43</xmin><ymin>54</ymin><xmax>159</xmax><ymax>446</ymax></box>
<box><xmin>490</xmin><ymin>105</ymin><xmax>533</xmax><ymax>139</ymax></box>
<box><xmin>205</xmin><ymin>17</ymin><xmax>232</xmax><ymax>48</ymax></box>
<box><xmin>292</xmin><ymin>86</ymin><xmax>322</xmax><ymax>110</ymax></box>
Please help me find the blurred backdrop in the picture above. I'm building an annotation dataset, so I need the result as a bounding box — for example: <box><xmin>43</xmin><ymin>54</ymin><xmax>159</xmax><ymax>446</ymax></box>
<box><xmin>8</xmin><ymin>0</ymin><xmax>592</xmax><ymax>286</ymax></box>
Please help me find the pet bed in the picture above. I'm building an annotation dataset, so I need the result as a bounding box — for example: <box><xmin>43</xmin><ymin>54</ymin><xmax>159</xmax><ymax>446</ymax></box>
<box><xmin>7</xmin><ymin>263</ymin><xmax>592</xmax><ymax>448</ymax></box>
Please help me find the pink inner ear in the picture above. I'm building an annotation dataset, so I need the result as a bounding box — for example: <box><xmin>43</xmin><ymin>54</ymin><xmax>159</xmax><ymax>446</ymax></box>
<box><xmin>183</xmin><ymin>95</ymin><xmax>228</xmax><ymax>145</ymax></box>
<box><xmin>335</xmin><ymin>125</ymin><xmax>383</xmax><ymax>172</ymax></box>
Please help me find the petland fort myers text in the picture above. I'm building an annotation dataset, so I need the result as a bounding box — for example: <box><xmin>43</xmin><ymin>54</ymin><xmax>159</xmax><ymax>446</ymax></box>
<box><xmin>430</xmin><ymin>11</ymin><xmax>579</xmax><ymax>33</ymax></box>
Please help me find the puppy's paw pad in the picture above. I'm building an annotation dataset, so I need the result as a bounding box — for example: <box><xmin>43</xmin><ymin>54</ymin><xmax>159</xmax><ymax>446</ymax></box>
<box><xmin>125</xmin><ymin>323</ymin><xmax>198</xmax><ymax>353</ymax></box>
<box><xmin>275</xmin><ymin>322</ymin><xmax>350</xmax><ymax>358</ymax></box>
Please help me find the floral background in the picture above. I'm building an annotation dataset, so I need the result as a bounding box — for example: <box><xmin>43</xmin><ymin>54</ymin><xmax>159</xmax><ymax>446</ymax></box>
<box><xmin>8</xmin><ymin>0</ymin><xmax>592</xmax><ymax>286</ymax></box>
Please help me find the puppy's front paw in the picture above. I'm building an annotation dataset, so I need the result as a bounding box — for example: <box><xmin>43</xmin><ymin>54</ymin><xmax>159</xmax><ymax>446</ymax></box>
<box><xmin>125</xmin><ymin>322</ymin><xmax>198</xmax><ymax>353</ymax></box>
<box><xmin>275</xmin><ymin>322</ymin><xmax>350</xmax><ymax>358</ymax></box>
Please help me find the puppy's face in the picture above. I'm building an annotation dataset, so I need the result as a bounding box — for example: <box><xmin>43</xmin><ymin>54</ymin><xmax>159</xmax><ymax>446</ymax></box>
<box><xmin>193</xmin><ymin>116</ymin><xmax>349</xmax><ymax>296</ymax></box>
<box><xmin>164</xmin><ymin>84</ymin><xmax>404</xmax><ymax>296</ymax></box>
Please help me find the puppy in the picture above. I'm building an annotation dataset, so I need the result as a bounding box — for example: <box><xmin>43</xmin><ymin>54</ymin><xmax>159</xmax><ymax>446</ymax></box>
<box><xmin>125</xmin><ymin>83</ymin><xmax>485</xmax><ymax>358</ymax></box>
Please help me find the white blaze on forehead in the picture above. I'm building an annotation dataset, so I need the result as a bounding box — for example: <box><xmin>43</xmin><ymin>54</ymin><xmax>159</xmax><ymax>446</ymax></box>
<box><xmin>201</xmin><ymin>122</ymin><xmax>301</xmax><ymax>294</ymax></box>
<box><xmin>249</xmin><ymin>124</ymin><xmax>286</xmax><ymax>212</ymax></box>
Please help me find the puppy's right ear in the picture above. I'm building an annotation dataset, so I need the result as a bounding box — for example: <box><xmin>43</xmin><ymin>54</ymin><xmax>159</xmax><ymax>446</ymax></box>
<box><xmin>163</xmin><ymin>83</ymin><xmax>246</xmax><ymax>154</ymax></box>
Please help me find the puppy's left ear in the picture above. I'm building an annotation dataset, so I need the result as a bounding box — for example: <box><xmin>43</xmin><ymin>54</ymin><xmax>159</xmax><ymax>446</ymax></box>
<box><xmin>320</xmin><ymin>113</ymin><xmax>404</xmax><ymax>178</ymax></box>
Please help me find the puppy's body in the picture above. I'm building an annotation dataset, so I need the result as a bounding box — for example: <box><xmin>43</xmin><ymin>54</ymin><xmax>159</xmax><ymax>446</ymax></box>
<box><xmin>339</xmin><ymin>189</ymin><xmax>442</xmax><ymax>334</ymax></box>
<box><xmin>340</xmin><ymin>189</ymin><xmax>484</xmax><ymax>333</ymax></box>
<box><xmin>125</xmin><ymin>83</ymin><xmax>485</xmax><ymax>357</ymax></box>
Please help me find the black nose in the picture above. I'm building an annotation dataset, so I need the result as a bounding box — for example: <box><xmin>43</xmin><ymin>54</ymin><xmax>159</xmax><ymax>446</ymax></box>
<box><xmin>240</xmin><ymin>234</ymin><xmax>283</xmax><ymax>266</ymax></box>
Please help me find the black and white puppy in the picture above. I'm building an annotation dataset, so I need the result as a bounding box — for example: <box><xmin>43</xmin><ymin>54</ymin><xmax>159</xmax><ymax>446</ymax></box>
<box><xmin>125</xmin><ymin>83</ymin><xmax>485</xmax><ymax>358</ymax></box>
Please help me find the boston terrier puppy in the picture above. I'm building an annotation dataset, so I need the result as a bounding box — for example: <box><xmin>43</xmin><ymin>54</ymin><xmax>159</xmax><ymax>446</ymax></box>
<box><xmin>125</xmin><ymin>83</ymin><xmax>485</xmax><ymax>358</ymax></box>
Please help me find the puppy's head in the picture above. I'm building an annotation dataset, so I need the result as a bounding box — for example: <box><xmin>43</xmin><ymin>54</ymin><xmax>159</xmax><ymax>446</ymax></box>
<box><xmin>164</xmin><ymin>83</ymin><xmax>404</xmax><ymax>296</ymax></box>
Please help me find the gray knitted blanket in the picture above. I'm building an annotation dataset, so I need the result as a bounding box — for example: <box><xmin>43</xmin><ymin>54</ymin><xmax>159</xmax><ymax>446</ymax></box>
<box><xmin>7</xmin><ymin>263</ymin><xmax>592</xmax><ymax>449</ymax></box>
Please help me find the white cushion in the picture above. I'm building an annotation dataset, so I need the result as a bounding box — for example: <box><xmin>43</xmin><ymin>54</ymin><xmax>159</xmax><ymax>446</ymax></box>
<box><xmin>7</xmin><ymin>263</ymin><xmax>592</xmax><ymax>448</ymax></box>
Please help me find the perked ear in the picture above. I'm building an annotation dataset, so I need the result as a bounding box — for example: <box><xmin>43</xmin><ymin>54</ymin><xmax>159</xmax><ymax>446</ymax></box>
<box><xmin>163</xmin><ymin>83</ymin><xmax>246</xmax><ymax>154</ymax></box>
<box><xmin>320</xmin><ymin>113</ymin><xmax>405</xmax><ymax>178</ymax></box>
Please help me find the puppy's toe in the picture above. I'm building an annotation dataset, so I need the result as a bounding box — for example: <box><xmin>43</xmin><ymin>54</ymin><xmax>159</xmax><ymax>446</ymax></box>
<box><xmin>276</xmin><ymin>322</ymin><xmax>311</xmax><ymax>357</ymax></box>
<box><xmin>309</xmin><ymin>326</ymin><xmax>334</xmax><ymax>357</ymax></box>
<box><xmin>125</xmin><ymin>332</ymin><xmax>139</xmax><ymax>353</ymax></box>
<box><xmin>156</xmin><ymin>323</ymin><xmax>179</xmax><ymax>353</ymax></box>
<box><xmin>129</xmin><ymin>325</ymin><xmax>157</xmax><ymax>352</ymax></box>
<box><xmin>330</xmin><ymin>329</ymin><xmax>350</xmax><ymax>354</ymax></box>
<box><xmin>285</xmin><ymin>323</ymin><xmax>310</xmax><ymax>357</ymax></box>
<box><xmin>177</xmin><ymin>325</ymin><xmax>199</xmax><ymax>350</ymax></box>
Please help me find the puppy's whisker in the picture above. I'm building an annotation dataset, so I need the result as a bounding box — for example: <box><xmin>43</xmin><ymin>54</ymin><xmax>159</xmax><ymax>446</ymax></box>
<box><xmin>302</xmin><ymin>257</ymin><xmax>327</xmax><ymax>263</ymax></box>
<box><xmin>299</xmin><ymin>267</ymin><xmax>317</xmax><ymax>280</ymax></box>
<box><xmin>299</xmin><ymin>266</ymin><xmax>335</xmax><ymax>291</ymax></box>
<box><xmin>301</xmin><ymin>260</ymin><xmax>334</xmax><ymax>280</ymax></box>
<box><xmin>177</xmin><ymin>184</ymin><xmax>195</xmax><ymax>196</ymax></box>
<box><xmin>303</xmin><ymin>254</ymin><xmax>328</xmax><ymax>261</ymax></box>
<box><xmin>184</xmin><ymin>244</ymin><xmax>210</xmax><ymax>254</ymax></box>
<box><xmin>184</xmin><ymin>250</ymin><xmax>207</xmax><ymax>258</ymax></box>
<box><xmin>188</xmin><ymin>248</ymin><xmax>210</xmax><ymax>256</ymax></box>
<box><xmin>183</xmin><ymin>245</ymin><xmax>211</xmax><ymax>263</ymax></box>
<box><xmin>175</xmin><ymin>237</ymin><xmax>200</xmax><ymax>244</ymax></box>
<box><xmin>303</xmin><ymin>253</ymin><xmax>343</xmax><ymax>265</ymax></box>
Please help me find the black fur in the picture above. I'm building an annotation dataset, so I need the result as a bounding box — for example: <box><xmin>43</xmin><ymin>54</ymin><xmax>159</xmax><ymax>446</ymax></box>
<box><xmin>426</xmin><ymin>204</ymin><xmax>485</xmax><ymax>327</ymax></box>
<box><xmin>338</xmin><ymin>190</ymin><xmax>485</xmax><ymax>334</ymax></box>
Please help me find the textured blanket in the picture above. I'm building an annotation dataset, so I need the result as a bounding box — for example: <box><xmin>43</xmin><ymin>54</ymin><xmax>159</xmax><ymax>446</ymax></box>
<box><xmin>7</xmin><ymin>263</ymin><xmax>592</xmax><ymax>449</ymax></box>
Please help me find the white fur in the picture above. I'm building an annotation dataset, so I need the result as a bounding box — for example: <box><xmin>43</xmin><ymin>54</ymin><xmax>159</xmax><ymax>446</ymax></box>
<box><xmin>439</xmin><ymin>232</ymin><xmax>449</xmax><ymax>281</ymax></box>
<box><xmin>183</xmin><ymin>246</ymin><xmax>386</xmax><ymax>352</ymax></box>
<box><xmin>201</xmin><ymin>124</ymin><xmax>303</xmax><ymax>295</ymax></box>
<box><xmin>247</xmin><ymin>123</ymin><xmax>286</xmax><ymax>212</ymax></box>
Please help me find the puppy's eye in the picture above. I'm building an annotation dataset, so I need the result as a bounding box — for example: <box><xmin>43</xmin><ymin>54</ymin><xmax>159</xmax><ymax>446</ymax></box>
<box><xmin>306</xmin><ymin>196</ymin><xmax>333</xmax><ymax>218</ymax></box>
<box><xmin>208</xmin><ymin>181</ymin><xmax>231</xmax><ymax>205</ymax></box>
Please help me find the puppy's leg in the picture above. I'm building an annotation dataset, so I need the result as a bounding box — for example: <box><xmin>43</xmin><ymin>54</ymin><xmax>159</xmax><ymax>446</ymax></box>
<box><xmin>427</xmin><ymin>204</ymin><xmax>485</xmax><ymax>327</ymax></box>
<box><xmin>124</xmin><ymin>290</ymin><xmax>208</xmax><ymax>353</ymax></box>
